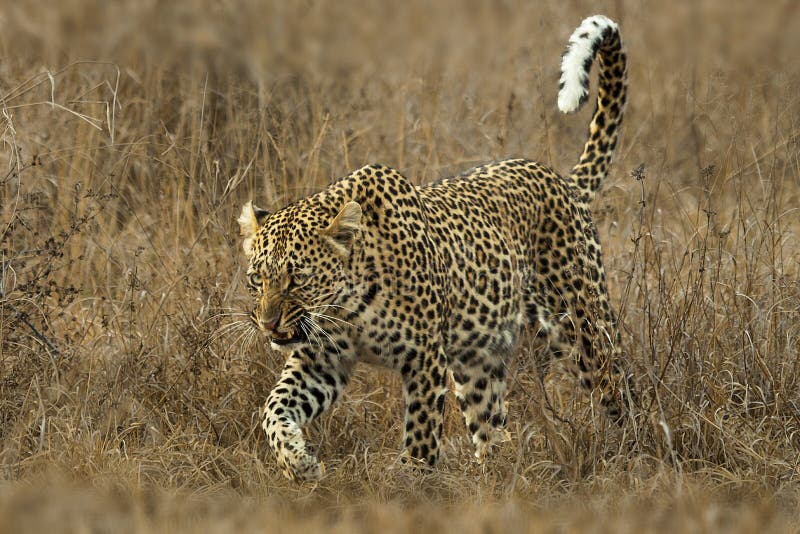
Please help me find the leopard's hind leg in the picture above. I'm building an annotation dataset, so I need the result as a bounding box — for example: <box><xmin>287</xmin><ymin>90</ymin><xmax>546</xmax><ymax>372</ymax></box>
<box><xmin>527</xmin><ymin>281</ymin><xmax>631</xmax><ymax>421</ymax></box>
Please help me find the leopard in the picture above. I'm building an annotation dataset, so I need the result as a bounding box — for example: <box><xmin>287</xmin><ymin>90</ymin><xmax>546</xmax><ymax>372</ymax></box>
<box><xmin>237</xmin><ymin>14</ymin><xmax>630</xmax><ymax>481</ymax></box>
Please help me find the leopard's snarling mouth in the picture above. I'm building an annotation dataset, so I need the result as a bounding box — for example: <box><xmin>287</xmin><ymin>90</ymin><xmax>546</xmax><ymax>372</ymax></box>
<box><xmin>270</xmin><ymin>329</ymin><xmax>306</xmax><ymax>346</ymax></box>
<box><xmin>267</xmin><ymin>313</ymin><xmax>310</xmax><ymax>348</ymax></box>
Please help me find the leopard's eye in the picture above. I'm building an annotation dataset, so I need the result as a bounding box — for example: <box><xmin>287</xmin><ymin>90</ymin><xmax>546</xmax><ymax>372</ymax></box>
<box><xmin>287</xmin><ymin>271</ymin><xmax>309</xmax><ymax>291</ymax></box>
<box><xmin>247</xmin><ymin>272</ymin><xmax>263</xmax><ymax>290</ymax></box>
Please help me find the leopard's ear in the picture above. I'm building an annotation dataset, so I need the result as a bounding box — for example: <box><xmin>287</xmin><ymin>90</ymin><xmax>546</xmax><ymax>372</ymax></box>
<box><xmin>322</xmin><ymin>201</ymin><xmax>362</xmax><ymax>257</ymax></box>
<box><xmin>238</xmin><ymin>201</ymin><xmax>269</xmax><ymax>257</ymax></box>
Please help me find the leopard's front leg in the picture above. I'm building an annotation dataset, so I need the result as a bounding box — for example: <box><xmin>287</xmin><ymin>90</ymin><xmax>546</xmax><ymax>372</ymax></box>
<box><xmin>262</xmin><ymin>348</ymin><xmax>352</xmax><ymax>481</ymax></box>
<box><xmin>400</xmin><ymin>344</ymin><xmax>448</xmax><ymax>466</ymax></box>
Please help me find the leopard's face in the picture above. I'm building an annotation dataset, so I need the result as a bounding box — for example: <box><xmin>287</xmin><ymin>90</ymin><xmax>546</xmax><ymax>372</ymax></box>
<box><xmin>238</xmin><ymin>199</ymin><xmax>362</xmax><ymax>351</ymax></box>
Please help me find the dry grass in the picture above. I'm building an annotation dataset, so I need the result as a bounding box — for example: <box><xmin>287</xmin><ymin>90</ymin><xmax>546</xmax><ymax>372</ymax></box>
<box><xmin>1</xmin><ymin>0</ymin><xmax>800</xmax><ymax>531</ymax></box>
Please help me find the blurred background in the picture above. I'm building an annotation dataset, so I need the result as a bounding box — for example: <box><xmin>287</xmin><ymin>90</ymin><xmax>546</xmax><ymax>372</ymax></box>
<box><xmin>1</xmin><ymin>1</ymin><xmax>799</xmax><ymax>532</ymax></box>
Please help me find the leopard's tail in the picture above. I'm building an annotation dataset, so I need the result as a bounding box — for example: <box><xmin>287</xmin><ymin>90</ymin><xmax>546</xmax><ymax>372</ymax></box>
<box><xmin>558</xmin><ymin>15</ymin><xmax>627</xmax><ymax>203</ymax></box>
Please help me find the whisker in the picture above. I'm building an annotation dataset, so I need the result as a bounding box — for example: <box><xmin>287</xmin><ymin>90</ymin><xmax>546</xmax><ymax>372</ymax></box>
<box><xmin>311</xmin><ymin>303</ymin><xmax>360</xmax><ymax>318</ymax></box>
<box><xmin>199</xmin><ymin>311</ymin><xmax>249</xmax><ymax>326</ymax></box>
<box><xmin>229</xmin><ymin>327</ymin><xmax>253</xmax><ymax>352</ymax></box>
<box><xmin>212</xmin><ymin>319</ymin><xmax>249</xmax><ymax>333</ymax></box>
<box><xmin>308</xmin><ymin>311</ymin><xmax>357</xmax><ymax>330</ymax></box>
<box><xmin>304</xmin><ymin>316</ymin><xmax>341</xmax><ymax>356</ymax></box>
<box><xmin>244</xmin><ymin>328</ymin><xmax>260</xmax><ymax>353</ymax></box>
<box><xmin>310</xmin><ymin>302</ymin><xmax>350</xmax><ymax>311</ymax></box>
<box><xmin>299</xmin><ymin>319</ymin><xmax>323</xmax><ymax>352</ymax></box>
<box><xmin>301</xmin><ymin>317</ymin><xmax>326</xmax><ymax>352</ymax></box>
<box><xmin>207</xmin><ymin>320</ymin><xmax>249</xmax><ymax>343</ymax></box>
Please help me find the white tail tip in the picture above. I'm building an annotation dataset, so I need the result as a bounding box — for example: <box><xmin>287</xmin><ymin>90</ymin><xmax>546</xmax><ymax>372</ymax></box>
<box><xmin>558</xmin><ymin>15</ymin><xmax>618</xmax><ymax>113</ymax></box>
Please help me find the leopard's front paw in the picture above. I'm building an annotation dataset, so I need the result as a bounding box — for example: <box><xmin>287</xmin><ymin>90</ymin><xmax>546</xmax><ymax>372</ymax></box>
<box><xmin>399</xmin><ymin>446</ymin><xmax>439</xmax><ymax>471</ymax></box>
<box><xmin>474</xmin><ymin>428</ymin><xmax>511</xmax><ymax>463</ymax></box>
<box><xmin>279</xmin><ymin>451</ymin><xmax>325</xmax><ymax>482</ymax></box>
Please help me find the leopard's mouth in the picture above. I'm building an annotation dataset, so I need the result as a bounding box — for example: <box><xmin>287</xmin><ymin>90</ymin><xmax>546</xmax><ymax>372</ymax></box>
<box><xmin>270</xmin><ymin>329</ymin><xmax>306</xmax><ymax>346</ymax></box>
<box><xmin>267</xmin><ymin>314</ymin><xmax>309</xmax><ymax>348</ymax></box>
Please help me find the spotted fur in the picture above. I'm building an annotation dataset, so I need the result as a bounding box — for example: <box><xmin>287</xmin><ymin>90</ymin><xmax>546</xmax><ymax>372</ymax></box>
<box><xmin>238</xmin><ymin>15</ymin><xmax>629</xmax><ymax>481</ymax></box>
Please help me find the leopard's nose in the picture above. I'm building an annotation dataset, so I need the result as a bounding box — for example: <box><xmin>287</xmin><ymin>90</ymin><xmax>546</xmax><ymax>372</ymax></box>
<box><xmin>262</xmin><ymin>314</ymin><xmax>281</xmax><ymax>331</ymax></box>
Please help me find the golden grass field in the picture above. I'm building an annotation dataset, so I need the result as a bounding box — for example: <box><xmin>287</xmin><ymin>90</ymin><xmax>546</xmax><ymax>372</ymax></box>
<box><xmin>2</xmin><ymin>0</ymin><xmax>800</xmax><ymax>531</ymax></box>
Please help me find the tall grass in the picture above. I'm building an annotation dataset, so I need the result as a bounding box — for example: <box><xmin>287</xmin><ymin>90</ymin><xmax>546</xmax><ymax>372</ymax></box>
<box><xmin>1</xmin><ymin>0</ymin><xmax>799</xmax><ymax>531</ymax></box>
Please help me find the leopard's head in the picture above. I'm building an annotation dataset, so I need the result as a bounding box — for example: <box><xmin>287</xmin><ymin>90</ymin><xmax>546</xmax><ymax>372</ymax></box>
<box><xmin>238</xmin><ymin>199</ymin><xmax>361</xmax><ymax>351</ymax></box>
